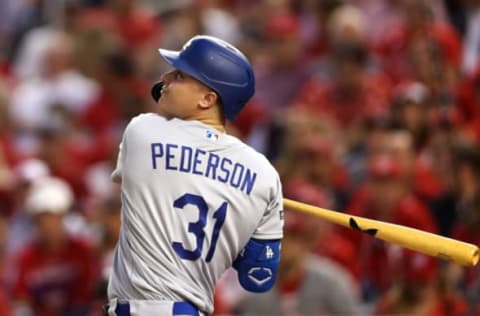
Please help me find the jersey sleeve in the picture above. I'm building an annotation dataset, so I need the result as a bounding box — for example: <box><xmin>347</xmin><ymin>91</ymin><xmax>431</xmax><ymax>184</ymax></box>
<box><xmin>111</xmin><ymin>113</ymin><xmax>159</xmax><ymax>182</ymax></box>
<box><xmin>252</xmin><ymin>173</ymin><xmax>284</xmax><ymax>240</ymax></box>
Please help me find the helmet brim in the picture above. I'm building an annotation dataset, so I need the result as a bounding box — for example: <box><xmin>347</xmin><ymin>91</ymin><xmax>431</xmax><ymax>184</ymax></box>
<box><xmin>158</xmin><ymin>48</ymin><xmax>179</xmax><ymax>67</ymax></box>
<box><xmin>158</xmin><ymin>48</ymin><xmax>228</xmax><ymax>116</ymax></box>
<box><xmin>158</xmin><ymin>49</ymin><xmax>201</xmax><ymax>83</ymax></box>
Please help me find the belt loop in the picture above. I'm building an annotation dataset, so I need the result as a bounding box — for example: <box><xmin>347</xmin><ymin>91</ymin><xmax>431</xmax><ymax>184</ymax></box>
<box><xmin>172</xmin><ymin>302</ymin><xmax>199</xmax><ymax>316</ymax></box>
<box><xmin>108</xmin><ymin>298</ymin><xmax>118</xmax><ymax>316</ymax></box>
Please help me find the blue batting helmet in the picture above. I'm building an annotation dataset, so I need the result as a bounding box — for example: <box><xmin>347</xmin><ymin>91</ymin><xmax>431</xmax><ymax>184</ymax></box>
<box><xmin>156</xmin><ymin>35</ymin><xmax>255</xmax><ymax>120</ymax></box>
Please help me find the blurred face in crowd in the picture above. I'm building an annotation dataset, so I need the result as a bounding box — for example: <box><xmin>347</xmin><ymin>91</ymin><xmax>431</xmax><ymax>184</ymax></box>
<box><xmin>333</xmin><ymin>44</ymin><xmax>367</xmax><ymax>94</ymax></box>
<box><xmin>43</xmin><ymin>36</ymin><xmax>74</xmax><ymax>78</ymax></box>
<box><xmin>280</xmin><ymin>212</ymin><xmax>319</xmax><ymax>278</ymax></box>
<box><xmin>38</xmin><ymin>130</ymin><xmax>67</xmax><ymax>169</ymax></box>
<box><xmin>281</xmin><ymin>233</ymin><xmax>307</xmax><ymax>269</ymax></box>
<box><xmin>366</xmin><ymin>125</ymin><xmax>391</xmax><ymax>157</ymax></box>
<box><xmin>456</xmin><ymin>161</ymin><xmax>479</xmax><ymax>201</ymax></box>
<box><xmin>34</xmin><ymin>212</ymin><xmax>66</xmax><ymax>250</ymax></box>
<box><xmin>0</xmin><ymin>216</ymin><xmax>7</xmax><ymax>265</ymax></box>
<box><xmin>279</xmin><ymin>233</ymin><xmax>308</xmax><ymax>281</ymax></box>
<box><xmin>401</xmin><ymin>0</ymin><xmax>431</xmax><ymax>32</ymax></box>
<box><xmin>371</xmin><ymin>177</ymin><xmax>407</xmax><ymax>219</ymax></box>
<box><xmin>408</xmin><ymin>39</ymin><xmax>443</xmax><ymax>91</ymax></box>
<box><xmin>383</xmin><ymin>131</ymin><xmax>415</xmax><ymax>176</ymax></box>
<box><xmin>0</xmin><ymin>89</ymin><xmax>8</xmax><ymax>129</ymax></box>
<box><xmin>269</xmin><ymin>36</ymin><xmax>302</xmax><ymax>68</ymax></box>
<box><xmin>157</xmin><ymin>70</ymin><xmax>219</xmax><ymax>120</ymax></box>
<box><xmin>110</xmin><ymin>0</ymin><xmax>135</xmax><ymax>14</ymax></box>
<box><xmin>311</xmin><ymin>158</ymin><xmax>333</xmax><ymax>186</ymax></box>
<box><xmin>296</xmin><ymin>145</ymin><xmax>334</xmax><ymax>186</ymax></box>
<box><xmin>401</xmin><ymin>102</ymin><xmax>427</xmax><ymax>135</ymax></box>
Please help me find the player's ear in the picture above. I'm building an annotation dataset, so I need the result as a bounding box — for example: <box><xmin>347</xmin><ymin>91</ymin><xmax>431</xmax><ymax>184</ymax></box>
<box><xmin>198</xmin><ymin>91</ymin><xmax>219</xmax><ymax>110</ymax></box>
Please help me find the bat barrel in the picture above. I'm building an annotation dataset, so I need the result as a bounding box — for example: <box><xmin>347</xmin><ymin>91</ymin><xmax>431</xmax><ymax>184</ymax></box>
<box><xmin>283</xmin><ymin>198</ymin><xmax>480</xmax><ymax>267</ymax></box>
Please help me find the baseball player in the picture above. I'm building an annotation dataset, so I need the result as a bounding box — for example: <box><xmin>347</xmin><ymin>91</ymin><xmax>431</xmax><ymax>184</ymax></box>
<box><xmin>106</xmin><ymin>35</ymin><xmax>284</xmax><ymax>316</ymax></box>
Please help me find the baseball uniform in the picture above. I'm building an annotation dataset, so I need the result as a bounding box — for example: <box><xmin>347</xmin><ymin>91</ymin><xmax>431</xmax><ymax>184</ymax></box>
<box><xmin>108</xmin><ymin>113</ymin><xmax>283</xmax><ymax>315</ymax></box>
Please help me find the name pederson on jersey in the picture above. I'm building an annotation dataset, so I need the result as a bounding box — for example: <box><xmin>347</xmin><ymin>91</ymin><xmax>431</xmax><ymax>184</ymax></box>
<box><xmin>108</xmin><ymin>113</ymin><xmax>284</xmax><ymax>315</ymax></box>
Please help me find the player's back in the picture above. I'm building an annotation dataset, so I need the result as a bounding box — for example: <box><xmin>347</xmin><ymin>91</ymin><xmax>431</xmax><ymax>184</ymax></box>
<box><xmin>108</xmin><ymin>114</ymin><xmax>282</xmax><ymax>314</ymax></box>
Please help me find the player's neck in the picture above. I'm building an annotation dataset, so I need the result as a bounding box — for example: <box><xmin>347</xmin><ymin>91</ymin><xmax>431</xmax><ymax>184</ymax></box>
<box><xmin>201</xmin><ymin>119</ymin><xmax>226</xmax><ymax>133</ymax></box>
<box><xmin>189</xmin><ymin>111</ymin><xmax>226</xmax><ymax>133</ymax></box>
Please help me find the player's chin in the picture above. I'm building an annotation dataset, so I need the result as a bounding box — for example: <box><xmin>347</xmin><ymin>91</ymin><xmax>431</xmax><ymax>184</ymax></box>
<box><xmin>158</xmin><ymin>106</ymin><xmax>176</xmax><ymax>120</ymax></box>
<box><xmin>155</xmin><ymin>100</ymin><xmax>168</xmax><ymax>115</ymax></box>
<box><xmin>157</xmin><ymin>94</ymin><xmax>169</xmax><ymax>106</ymax></box>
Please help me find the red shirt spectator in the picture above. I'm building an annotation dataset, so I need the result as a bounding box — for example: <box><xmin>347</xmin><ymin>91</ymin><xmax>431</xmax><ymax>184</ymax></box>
<box><xmin>374</xmin><ymin>18</ymin><xmax>461</xmax><ymax>84</ymax></box>
<box><xmin>12</xmin><ymin>238</ymin><xmax>97</xmax><ymax>316</ymax></box>
<box><xmin>0</xmin><ymin>288</ymin><xmax>11</xmax><ymax>316</ymax></box>
<box><xmin>375</xmin><ymin>250</ymin><xmax>467</xmax><ymax>316</ymax></box>
<box><xmin>344</xmin><ymin>156</ymin><xmax>437</xmax><ymax>292</ymax></box>
<box><xmin>37</xmin><ymin>129</ymin><xmax>89</xmax><ymax>200</ymax></box>
<box><xmin>11</xmin><ymin>177</ymin><xmax>97</xmax><ymax>316</ymax></box>
<box><xmin>293</xmin><ymin>57</ymin><xmax>391</xmax><ymax>128</ymax></box>
<box><xmin>78</xmin><ymin>4</ymin><xmax>160</xmax><ymax>49</ymax></box>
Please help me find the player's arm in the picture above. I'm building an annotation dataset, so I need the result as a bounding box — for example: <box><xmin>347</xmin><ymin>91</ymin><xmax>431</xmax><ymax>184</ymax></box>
<box><xmin>233</xmin><ymin>238</ymin><xmax>281</xmax><ymax>293</ymax></box>
<box><xmin>234</xmin><ymin>171</ymin><xmax>284</xmax><ymax>293</ymax></box>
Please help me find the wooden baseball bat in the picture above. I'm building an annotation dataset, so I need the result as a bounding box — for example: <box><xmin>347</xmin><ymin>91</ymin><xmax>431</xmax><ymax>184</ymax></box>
<box><xmin>283</xmin><ymin>198</ymin><xmax>479</xmax><ymax>267</ymax></box>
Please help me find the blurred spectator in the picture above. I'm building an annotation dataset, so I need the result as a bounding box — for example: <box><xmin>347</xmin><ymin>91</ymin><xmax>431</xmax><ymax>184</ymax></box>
<box><xmin>78</xmin><ymin>0</ymin><xmax>160</xmax><ymax>49</ymax></box>
<box><xmin>283</xmin><ymin>178</ymin><xmax>358</xmax><ymax>279</ymax></box>
<box><xmin>90</xmin><ymin>195</ymin><xmax>121</xmax><ymax>302</ymax></box>
<box><xmin>292</xmin><ymin>4</ymin><xmax>392</xmax><ymax>149</ymax></box>
<box><xmin>10</xmin><ymin>31</ymin><xmax>99</xmax><ymax>158</ymax></box>
<box><xmin>326</xmin><ymin>3</ymin><xmax>369</xmax><ymax>48</ymax></box>
<box><xmin>370</xmin><ymin>128</ymin><xmax>451</xmax><ymax>219</ymax></box>
<box><xmin>456</xmin><ymin>66</ymin><xmax>480</xmax><ymax>148</ymax></box>
<box><xmin>460</xmin><ymin>0</ymin><xmax>480</xmax><ymax>75</ymax></box>
<box><xmin>375</xmin><ymin>249</ymin><xmax>467</xmax><ymax>316</ymax></box>
<box><xmin>253</xmin><ymin>11</ymin><xmax>309</xmax><ymax>112</ymax></box>
<box><xmin>155</xmin><ymin>1</ymin><xmax>202</xmax><ymax>55</ymax></box>
<box><xmin>6</xmin><ymin>159</ymin><xmax>50</xmax><ymax>256</ymax></box>
<box><xmin>79</xmin><ymin>49</ymin><xmax>148</xmax><ymax>136</ymax></box>
<box><xmin>7</xmin><ymin>0</ymin><xmax>54</xmax><ymax>63</ymax></box>
<box><xmin>0</xmin><ymin>213</ymin><xmax>11</xmax><ymax>315</ymax></box>
<box><xmin>84</xmin><ymin>136</ymin><xmax>121</xmax><ymax>199</ymax></box>
<box><xmin>0</xmin><ymin>81</ymin><xmax>19</xmax><ymax>168</ymax></box>
<box><xmin>281</xmin><ymin>135</ymin><xmax>349</xmax><ymax>211</ymax></box>
<box><xmin>293</xmin><ymin>40</ymin><xmax>390</xmax><ymax>129</ymax></box>
<box><xmin>391</xmin><ymin>81</ymin><xmax>432</xmax><ymax>151</ymax></box>
<box><xmin>10</xmin><ymin>177</ymin><xmax>97</xmax><ymax>316</ymax></box>
<box><xmin>345</xmin><ymin>154</ymin><xmax>437</xmax><ymax>301</ymax></box>
<box><xmin>341</xmin><ymin>115</ymin><xmax>392</xmax><ymax>191</ymax></box>
<box><xmin>200</xmin><ymin>0</ymin><xmax>242</xmax><ymax>45</ymax></box>
<box><xmin>449</xmin><ymin>144</ymin><xmax>480</xmax><ymax>314</ymax></box>
<box><xmin>36</xmin><ymin>127</ymin><xmax>89</xmax><ymax>201</ymax></box>
<box><xmin>300</xmin><ymin>0</ymin><xmax>342</xmax><ymax>60</ymax></box>
<box><xmin>0</xmin><ymin>85</ymin><xmax>16</xmax><ymax>215</ymax></box>
<box><xmin>374</xmin><ymin>0</ymin><xmax>461</xmax><ymax>86</ymax></box>
<box><xmin>235</xmin><ymin>185</ymin><xmax>360</xmax><ymax>315</ymax></box>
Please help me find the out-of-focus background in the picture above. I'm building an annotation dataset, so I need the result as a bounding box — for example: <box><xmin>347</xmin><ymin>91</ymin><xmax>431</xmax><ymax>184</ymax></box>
<box><xmin>0</xmin><ymin>0</ymin><xmax>479</xmax><ymax>315</ymax></box>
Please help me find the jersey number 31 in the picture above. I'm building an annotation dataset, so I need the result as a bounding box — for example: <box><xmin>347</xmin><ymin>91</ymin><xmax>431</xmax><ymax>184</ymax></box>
<box><xmin>172</xmin><ymin>193</ymin><xmax>227</xmax><ymax>262</ymax></box>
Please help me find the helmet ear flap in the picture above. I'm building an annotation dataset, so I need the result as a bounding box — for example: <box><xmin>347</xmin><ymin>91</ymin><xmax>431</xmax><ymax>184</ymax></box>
<box><xmin>151</xmin><ymin>81</ymin><xmax>164</xmax><ymax>102</ymax></box>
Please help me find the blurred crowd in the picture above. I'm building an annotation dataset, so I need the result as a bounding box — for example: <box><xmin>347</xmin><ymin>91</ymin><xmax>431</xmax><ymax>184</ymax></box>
<box><xmin>0</xmin><ymin>0</ymin><xmax>479</xmax><ymax>315</ymax></box>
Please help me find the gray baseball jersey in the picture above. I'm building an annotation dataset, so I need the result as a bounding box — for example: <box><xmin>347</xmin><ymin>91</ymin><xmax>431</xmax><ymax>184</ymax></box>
<box><xmin>108</xmin><ymin>114</ymin><xmax>284</xmax><ymax>315</ymax></box>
